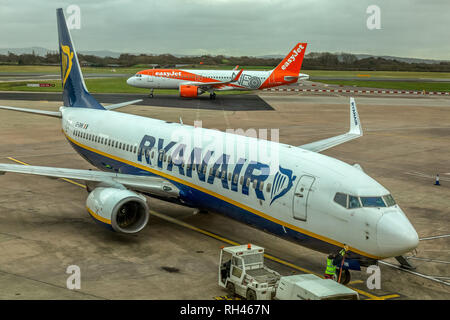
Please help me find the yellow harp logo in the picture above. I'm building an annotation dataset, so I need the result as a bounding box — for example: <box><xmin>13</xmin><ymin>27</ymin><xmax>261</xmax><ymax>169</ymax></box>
<box><xmin>61</xmin><ymin>44</ymin><xmax>74</xmax><ymax>87</ymax></box>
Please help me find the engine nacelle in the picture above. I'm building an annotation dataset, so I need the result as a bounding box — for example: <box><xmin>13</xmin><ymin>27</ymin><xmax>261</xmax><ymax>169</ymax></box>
<box><xmin>86</xmin><ymin>187</ymin><xmax>149</xmax><ymax>234</ymax></box>
<box><xmin>179</xmin><ymin>85</ymin><xmax>201</xmax><ymax>98</ymax></box>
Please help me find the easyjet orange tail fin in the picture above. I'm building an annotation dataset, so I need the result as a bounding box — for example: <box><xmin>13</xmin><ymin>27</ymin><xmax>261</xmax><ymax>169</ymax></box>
<box><xmin>273</xmin><ymin>43</ymin><xmax>307</xmax><ymax>75</ymax></box>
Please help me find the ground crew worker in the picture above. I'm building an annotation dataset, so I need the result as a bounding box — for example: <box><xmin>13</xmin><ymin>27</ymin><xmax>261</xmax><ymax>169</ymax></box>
<box><xmin>324</xmin><ymin>246</ymin><xmax>348</xmax><ymax>280</ymax></box>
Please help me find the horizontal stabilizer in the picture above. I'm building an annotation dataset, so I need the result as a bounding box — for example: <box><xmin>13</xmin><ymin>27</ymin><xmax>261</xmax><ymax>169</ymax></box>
<box><xmin>104</xmin><ymin>99</ymin><xmax>143</xmax><ymax>111</ymax></box>
<box><xmin>0</xmin><ymin>105</ymin><xmax>61</xmax><ymax>118</ymax></box>
<box><xmin>298</xmin><ymin>97</ymin><xmax>362</xmax><ymax>153</ymax></box>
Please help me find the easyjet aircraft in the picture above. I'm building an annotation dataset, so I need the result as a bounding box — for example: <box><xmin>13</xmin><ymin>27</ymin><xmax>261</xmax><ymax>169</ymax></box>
<box><xmin>0</xmin><ymin>10</ymin><xmax>418</xmax><ymax>284</ymax></box>
<box><xmin>126</xmin><ymin>43</ymin><xmax>309</xmax><ymax>99</ymax></box>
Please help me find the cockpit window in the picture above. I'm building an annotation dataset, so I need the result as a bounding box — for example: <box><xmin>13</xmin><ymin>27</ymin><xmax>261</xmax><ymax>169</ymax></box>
<box><xmin>348</xmin><ymin>195</ymin><xmax>361</xmax><ymax>208</ymax></box>
<box><xmin>360</xmin><ymin>197</ymin><xmax>386</xmax><ymax>208</ymax></box>
<box><xmin>135</xmin><ymin>74</ymin><xmax>142</xmax><ymax>77</ymax></box>
<box><xmin>334</xmin><ymin>193</ymin><xmax>347</xmax><ymax>208</ymax></box>
<box><xmin>383</xmin><ymin>194</ymin><xmax>396</xmax><ymax>207</ymax></box>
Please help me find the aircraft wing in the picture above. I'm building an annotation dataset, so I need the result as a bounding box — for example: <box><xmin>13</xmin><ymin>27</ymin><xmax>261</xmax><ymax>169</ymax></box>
<box><xmin>0</xmin><ymin>105</ymin><xmax>62</xmax><ymax>118</ymax></box>
<box><xmin>104</xmin><ymin>99</ymin><xmax>143</xmax><ymax>110</ymax></box>
<box><xmin>298</xmin><ymin>97</ymin><xmax>362</xmax><ymax>153</ymax></box>
<box><xmin>184</xmin><ymin>69</ymin><xmax>244</xmax><ymax>89</ymax></box>
<box><xmin>0</xmin><ymin>164</ymin><xmax>179</xmax><ymax>199</ymax></box>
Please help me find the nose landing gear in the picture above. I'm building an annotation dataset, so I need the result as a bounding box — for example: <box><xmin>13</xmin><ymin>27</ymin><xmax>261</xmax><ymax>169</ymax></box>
<box><xmin>209</xmin><ymin>92</ymin><xmax>216</xmax><ymax>100</ymax></box>
<box><xmin>148</xmin><ymin>88</ymin><xmax>154</xmax><ymax>98</ymax></box>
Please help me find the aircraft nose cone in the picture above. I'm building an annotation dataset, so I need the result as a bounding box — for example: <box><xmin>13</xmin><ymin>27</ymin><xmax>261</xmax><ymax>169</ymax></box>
<box><xmin>126</xmin><ymin>77</ymin><xmax>133</xmax><ymax>86</ymax></box>
<box><xmin>377</xmin><ymin>210</ymin><xmax>419</xmax><ymax>257</ymax></box>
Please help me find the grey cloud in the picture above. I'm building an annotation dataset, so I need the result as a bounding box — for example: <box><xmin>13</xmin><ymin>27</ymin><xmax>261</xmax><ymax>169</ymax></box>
<box><xmin>0</xmin><ymin>0</ymin><xmax>448</xmax><ymax>59</ymax></box>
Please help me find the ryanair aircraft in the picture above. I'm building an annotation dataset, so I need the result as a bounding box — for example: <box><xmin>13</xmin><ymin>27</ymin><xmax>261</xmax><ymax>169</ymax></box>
<box><xmin>0</xmin><ymin>9</ymin><xmax>418</xmax><ymax>281</ymax></box>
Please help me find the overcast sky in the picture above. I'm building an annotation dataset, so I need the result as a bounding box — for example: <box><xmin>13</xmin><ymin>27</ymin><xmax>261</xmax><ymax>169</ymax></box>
<box><xmin>0</xmin><ymin>0</ymin><xmax>449</xmax><ymax>59</ymax></box>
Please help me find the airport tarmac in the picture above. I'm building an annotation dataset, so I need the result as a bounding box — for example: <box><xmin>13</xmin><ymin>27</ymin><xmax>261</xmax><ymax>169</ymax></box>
<box><xmin>0</xmin><ymin>92</ymin><xmax>449</xmax><ymax>299</ymax></box>
<box><xmin>0</xmin><ymin>92</ymin><xmax>273</xmax><ymax>111</ymax></box>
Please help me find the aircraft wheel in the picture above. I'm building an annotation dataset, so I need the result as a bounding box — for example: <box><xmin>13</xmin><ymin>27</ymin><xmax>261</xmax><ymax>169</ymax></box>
<box><xmin>246</xmin><ymin>289</ymin><xmax>257</xmax><ymax>300</ymax></box>
<box><xmin>226</xmin><ymin>282</ymin><xmax>235</xmax><ymax>296</ymax></box>
<box><xmin>338</xmin><ymin>269</ymin><xmax>351</xmax><ymax>285</ymax></box>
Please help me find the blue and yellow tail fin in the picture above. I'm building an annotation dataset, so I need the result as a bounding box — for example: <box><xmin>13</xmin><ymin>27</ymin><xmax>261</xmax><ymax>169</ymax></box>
<box><xmin>56</xmin><ymin>8</ymin><xmax>104</xmax><ymax>110</ymax></box>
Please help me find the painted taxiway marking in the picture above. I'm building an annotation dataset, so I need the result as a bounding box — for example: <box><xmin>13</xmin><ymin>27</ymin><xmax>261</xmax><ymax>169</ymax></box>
<box><xmin>419</xmin><ymin>234</ymin><xmax>450</xmax><ymax>241</ymax></box>
<box><xmin>405</xmin><ymin>171</ymin><xmax>450</xmax><ymax>182</ymax></box>
<box><xmin>6</xmin><ymin>156</ymin><xmax>87</xmax><ymax>189</ymax></box>
<box><xmin>7</xmin><ymin>156</ymin><xmax>399</xmax><ymax>300</ymax></box>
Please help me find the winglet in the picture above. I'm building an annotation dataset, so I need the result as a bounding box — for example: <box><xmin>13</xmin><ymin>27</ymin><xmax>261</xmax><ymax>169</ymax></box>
<box><xmin>233</xmin><ymin>65</ymin><xmax>239</xmax><ymax>71</ymax></box>
<box><xmin>232</xmin><ymin>69</ymin><xmax>243</xmax><ymax>82</ymax></box>
<box><xmin>348</xmin><ymin>97</ymin><xmax>363</xmax><ymax>136</ymax></box>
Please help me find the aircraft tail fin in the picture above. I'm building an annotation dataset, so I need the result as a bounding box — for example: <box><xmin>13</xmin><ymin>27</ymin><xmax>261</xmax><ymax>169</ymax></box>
<box><xmin>56</xmin><ymin>8</ymin><xmax>104</xmax><ymax>110</ymax></box>
<box><xmin>272</xmin><ymin>43</ymin><xmax>307</xmax><ymax>76</ymax></box>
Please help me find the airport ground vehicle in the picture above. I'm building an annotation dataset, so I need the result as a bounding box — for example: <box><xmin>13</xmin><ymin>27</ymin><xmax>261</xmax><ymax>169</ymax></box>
<box><xmin>275</xmin><ymin>274</ymin><xmax>359</xmax><ymax>300</ymax></box>
<box><xmin>219</xmin><ymin>245</ymin><xmax>359</xmax><ymax>300</ymax></box>
<box><xmin>219</xmin><ymin>244</ymin><xmax>280</xmax><ymax>300</ymax></box>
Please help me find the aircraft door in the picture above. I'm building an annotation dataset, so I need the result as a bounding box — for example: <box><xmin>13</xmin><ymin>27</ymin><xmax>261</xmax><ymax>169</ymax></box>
<box><xmin>292</xmin><ymin>175</ymin><xmax>315</xmax><ymax>221</ymax></box>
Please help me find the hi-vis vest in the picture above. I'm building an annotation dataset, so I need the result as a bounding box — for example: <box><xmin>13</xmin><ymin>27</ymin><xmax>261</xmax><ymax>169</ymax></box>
<box><xmin>325</xmin><ymin>258</ymin><xmax>337</xmax><ymax>275</ymax></box>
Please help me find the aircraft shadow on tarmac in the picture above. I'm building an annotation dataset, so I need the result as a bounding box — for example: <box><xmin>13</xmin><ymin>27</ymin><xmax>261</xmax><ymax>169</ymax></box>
<box><xmin>0</xmin><ymin>92</ymin><xmax>273</xmax><ymax>111</ymax></box>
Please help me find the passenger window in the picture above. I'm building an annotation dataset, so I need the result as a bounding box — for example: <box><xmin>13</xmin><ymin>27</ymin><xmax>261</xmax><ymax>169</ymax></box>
<box><xmin>228</xmin><ymin>173</ymin><xmax>232</xmax><ymax>181</ymax></box>
<box><xmin>253</xmin><ymin>179</ymin><xmax>258</xmax><ymax>189</ymax></box>
<box><xmin>349</xmin><ymin>195</ymin><xmax>361</xmax><ymax>209</ymax></box>
<box><xmin>202</xmin><ymin>166</ymin><xmax>206</xmax><ymax>174</ymax></box>
<box><xmin>258</xmin><ymin>181</ymin><xmax>264</xmax><ymax>192</ymax></box>
<box><xmin>246</xmin><ymin>178</ymin><xmax>251</xmax><ymax>187</ymax></box>
<box><xmin>221</xmin><ymin>171</ymin><xmax>226</xmax><ymax>180</ymax></box>
<box><xmin>266</xmin><ymin>183</ymin><xmax>271</xmax><ymax>193</ymax></box>
<box><xmin>233</xmin><ymin>174</ymin><xmax>238</xmax><ymax>184</ymax></box>
<box><xmin>133</xmin><ymin>146</ymin><xmax>137</xmax><ymax>153</ymax></box>
<box><xmin>334</xmin><ymin>193</ymin><xmax>348</xmax><ymax>208</ymax></box>
<box><xmin>240</xmin><ymin>176</ymin><xmax>244</xmax><ymax>185</ymax></box>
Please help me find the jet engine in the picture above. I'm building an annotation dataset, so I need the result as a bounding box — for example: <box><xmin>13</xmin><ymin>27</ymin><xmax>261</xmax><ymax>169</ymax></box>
<box><xmin>179</xmin><ymin>85</ymin><xmax>201</xmax><ymax>98</ymax></box>
<box><xmin>86</xmin><ymin>187</ymin><xmax>149</xmax><ymax>234</ymax></box>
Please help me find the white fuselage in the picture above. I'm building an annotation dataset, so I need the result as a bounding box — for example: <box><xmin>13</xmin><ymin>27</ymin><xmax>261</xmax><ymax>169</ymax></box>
<box><xmin>61</xmin><ymin>107</ymin><xmax>418</xmax><ymax>262</ymax></box>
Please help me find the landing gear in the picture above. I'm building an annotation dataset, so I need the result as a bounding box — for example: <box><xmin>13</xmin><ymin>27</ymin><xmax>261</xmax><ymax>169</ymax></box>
<box><xmin>209</xmin><ymin>92</ymin><xmax>216</xmax><ymax>100</ymax></box>
<box><xmin>148</xmin><ymin>88</ymin><xmax>154</xmax><ymax>98</ymax></box>
<box><xmin>337</xmin><ymin>269</ymin><xmax>351</xmax><ymax>285</ymax></box>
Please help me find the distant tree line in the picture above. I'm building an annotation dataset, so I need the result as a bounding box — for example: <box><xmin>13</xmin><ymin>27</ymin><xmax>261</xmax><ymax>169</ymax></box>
<box><xmin>1</xmin><ymin>51</ymin><xmax>449</xmax><ymax>72</ymax></box>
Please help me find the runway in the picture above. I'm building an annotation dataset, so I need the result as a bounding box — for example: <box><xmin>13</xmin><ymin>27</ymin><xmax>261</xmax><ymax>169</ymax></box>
<box><xmin>0</xmin><ymin>92</ymin><xmax>273</xmax><ymax>111</ymax></box>
<box><xmin>0</xmin><ymin>92</ymin><xmax>449</xmax><ymax>299</ymax></box>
